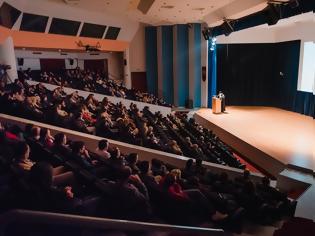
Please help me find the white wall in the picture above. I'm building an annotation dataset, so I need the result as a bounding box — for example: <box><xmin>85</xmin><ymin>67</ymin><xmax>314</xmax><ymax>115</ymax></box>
<box><xmin>216</xmin><ymin>26</ymin><xmax>277</xmax><ymax>44</ymax></box>
<box><xmin>15</xmin><ymin>50</ymin><xmax>124</xmax><ymax>80</ymax></box>
<box><xmin>107</xmin><ymin>52</ymin><xmax>124</xmax><ymax>80</ymax></box>
<box><xmin>0</xmin><ymin>37</ymin><xmax>18</xmax><ymax>80</ymax></box>
<box><xmin>129</xmin><ymin>23</ymin><xmax>146</xmax><ymax>72</ymax></box>
<box><xmin>275</xmin><ymin>20</ymin><xmax>315</xmax><ymax>42</ymax></box>
<box><xmin>217</xmin><ymin>13</ymin><xmax>315</xmax><ymax>44</ymax></box>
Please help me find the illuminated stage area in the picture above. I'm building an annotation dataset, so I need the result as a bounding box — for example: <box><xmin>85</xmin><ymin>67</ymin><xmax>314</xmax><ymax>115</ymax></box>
<box><xmin>195</xmin><ymin>106</ymin><xmax>315</xmax><ymax>177</ymax></box>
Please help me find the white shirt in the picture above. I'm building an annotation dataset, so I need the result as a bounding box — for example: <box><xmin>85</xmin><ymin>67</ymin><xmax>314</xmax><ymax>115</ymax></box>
<box><xmin>95</xmin><ymin>148</ymin><xmax>111</xmax><ymax>160</ymax></box>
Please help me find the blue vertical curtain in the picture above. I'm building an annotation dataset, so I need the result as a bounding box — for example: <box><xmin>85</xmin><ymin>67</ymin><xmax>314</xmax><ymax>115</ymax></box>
<box><xmin>161</xmin><ymin>26</ymin><xmax>174</xmax><ymax>104</ymax></box>
<box><xmin>176</xmin><ymin>25</ymin><xmax>189</xmax><ymax>107</ymax></box>
<box><xmin>193</xmin><ymin>24</ymin><xmax>201</xmax><ymax>107</ymax></box>
<box><xmin>145</xmin><ymin>27</ymin><xmax>158</xmax><ymax>95</ymax></box>
<box><xmin>208</xmin><ymin>40</ymin><xmax>217</xmax><ymax>108</ymax></box>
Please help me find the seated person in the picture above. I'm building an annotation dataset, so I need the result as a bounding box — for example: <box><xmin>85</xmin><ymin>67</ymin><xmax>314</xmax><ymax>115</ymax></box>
<box><xmin>111</xmin><ymin>166</ymin><xmax>151</xmax><ymax>220</ymax></box>
<box><xmin>94</xmin><ymin>139</ymin><xmax>111</xmax><ymax>160</ymax></box>
<box><xmin>138</xmin><ymin>161</ymin><xmax>160</xmax><ymax>194</ymax></box>
<box><xmin>168</xmin><ymin>140</ymin><xmax>183</xmax><ymax>156</ymax></box>
<box><xmin>256</xmin><ymin>177</ymin><xmax>289</xmax><ymax>206</ymax></box>
<box><xmin>109</xmin><ymin>147</ymin><xmax>125</xmax><ymax>169</ymax></box>
<box><xmin>30</xmin><ymin>126</ymin><xmax>41</xmax><ymax>141</ymax></box>
<box><xmin>70</xmin><ymin>141</ymin><xmax>97</xmax><ymax>170</ymax></box>
<box><xmin>195</xmin><ymin>158</ymin><xmax>206</xmax><ymax>177</ymax></box>
<box><xmin>12</xmin><ymin>142</ymin><xmax>75</xmax><ymax>186</ymax></box>
<box><xmin>55</xmin><ymin>101</ymin><xmax>69</xmax><ymax>117</ymax></box>
<box><xmin>126</xmin><ymin>153</ymin><xmax>140</xmax><ymax>175</ymax></box>
<box><xmin>25</xmin><ymin>95</ymin><xmax>43</xmax><ymax>117</ymax></box>
<box><xmin>163</xmin><ymin>172</ymin><xmax>229</xmax><ymax>222</ymax></box>
<box><xmin>234</xmin><ymin>169</ymin><xmax>251</xmax><ymax>187</ymax></box>
<box><xmin>39</xmin><ymin>128</ymin><xmax>54</xmax><ymax>148</ymax></box>
<box><xmin>52</xmin><ymin>132</ymin><xmax>71</xmax><ymax>157</ymax></box>
<box><xmin>25</xmin><ymin>162</ymin><xmax>79</xmax><ymax>213</ymax></box>
<box><xmin>182</xmin><ymin>159</ymin><xmax>195</xmax><ymax>180</ymax></box>
<box><xmin>151</xmin><ymin>158</ymin><xmax>168</xmax><ymax>177</ymax></box>
<box><xmin>72</xmin><ymin>112</ymin><xmax>95</xmax><ymax>134</ymax></box>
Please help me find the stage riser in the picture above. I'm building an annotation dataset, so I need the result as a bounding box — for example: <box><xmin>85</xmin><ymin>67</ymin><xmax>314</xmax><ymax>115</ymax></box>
<box><xmin>194</xmin><ymin>113</ymin><xmax>286</xmax><ymax>178</ymax></box>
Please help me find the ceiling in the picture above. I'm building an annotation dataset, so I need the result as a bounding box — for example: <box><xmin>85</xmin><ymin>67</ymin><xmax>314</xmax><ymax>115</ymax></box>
<box><xmin>54</xmin><ymin>0</ymin><xmax>290</xmax><ymax>26</ymax></box>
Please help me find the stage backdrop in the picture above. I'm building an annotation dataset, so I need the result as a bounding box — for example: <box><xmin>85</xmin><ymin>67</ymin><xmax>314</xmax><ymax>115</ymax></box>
<box><xmin>217</xmin><ymin>40</ymin><xmax>314</xmax><ymax>118</ymax></box>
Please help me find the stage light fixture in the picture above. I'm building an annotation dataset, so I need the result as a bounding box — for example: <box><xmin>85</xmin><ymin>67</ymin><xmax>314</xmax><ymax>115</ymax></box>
<box><xmin>221</xmin><ymin>20</ymin><xmax>234</xmax><ymax>36</ymax></box>
<box><xmin>265</xmin><ymin>3</ymin><xmax>281</xmax><ymax>25</ymax></box>
<box><xmin>202</xmin><ymin>27</ymin><xmax>211</xmax><ymax>40</ymax></box>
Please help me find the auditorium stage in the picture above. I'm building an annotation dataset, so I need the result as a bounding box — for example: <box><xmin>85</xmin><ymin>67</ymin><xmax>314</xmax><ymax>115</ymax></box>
<box><xmin>194</xmin><ymin>106</ymin><xmax>315</xmax><ymax>177</ymax></box>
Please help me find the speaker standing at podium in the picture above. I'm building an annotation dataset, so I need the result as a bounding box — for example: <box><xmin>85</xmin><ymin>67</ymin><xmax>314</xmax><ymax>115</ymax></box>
<box><xmin>218</xmin><ymin>91</ymin><xmax>225</xmax><ymax>112</ymax></box>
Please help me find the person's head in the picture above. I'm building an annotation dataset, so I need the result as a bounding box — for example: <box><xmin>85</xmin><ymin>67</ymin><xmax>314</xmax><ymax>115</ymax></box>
<box><xmin>243</xmin><ymin>169</ymin><xmax>250</xmax><ymax>179</ymax></box>
<box><xmin>40</xmin><ymin>128</ymin><xmax>51</xmax><ymax>139</ymax></box>
<box><xmin>31</xmin><ymin>126</ymin><xmax>41</xmax><ymax>140</ymax></box>
<box><xmin>15</xmin><ymin>142</ymin><xmax>30</xmax><ymax>161</ymax></box>
<box><xmin>128</xmin><ymin>153</ymin><xmax>138</xmax><ymax>165</ymax></box>
<box><xmin>72</xmin><ymin>141</ymin><xmax>85</xmax><ymax>155</ymax></box>
<box><xmin>185</xmin><ymin>159</ymin><xmax>194</xmax><ymax>169</ymax></box>
<box><xmin>170</xmin><ymin>169</ymin><xmax>181</xmax><ymax>179</ymax></box>
<box><xmin>262</xmin><ymin>176</ymin><xmax>270</xmax><ymax>186</ymax></box>
<box><xmin>54</xmin><ymin>133</ymin><xmax>67</xmax><ymax>146</ymax></box>
<box><xmin>243</xmin><ymin>181</ymin><xmax>255</xmax><ymax>194</ymax></box>
<box><xmin>163</xmin><ymin>173</ymin><xmax>176</xmax><ymax>189</ymax></box>
<box><xmin>98</xmin><ymin>139</ymin><xmax>109</xmax><ymax>151</ymax></box>
<box><xmin>86</xmin><ymin>94</ymin><xmax>94</xmax><ymax>103</ymax></box>
<box><xmin>116</xmin><ymin>166</ymin><xmax>132</xmax><ymax>183</ymax></box>
<box><xmin>75</xmin><ymin>112</ymin><xmax>83</xmax><ymax>119</ymax></box>
<box><xmin>30</xmin><ymin>162</ymin><xmax>53</xmax><ymax>189</ymax></box>
<box><xmin>138</xmin><ymin>161</ymin><xmax>150</xmax><ymax>174</ymax></box>
<box><xmin>196</xmin><ymin>158</ymin><xmax>203</xmax><ymax>167</ymax></box>
<box><xmin>151</xmin><ymin>158</ymin><xmax>162</xmax><ymax>169</ymax></box>
<box><xmin>111</xmin><ymin>147</ymin><xmax>121</xmax><ymax>159</ymax></box>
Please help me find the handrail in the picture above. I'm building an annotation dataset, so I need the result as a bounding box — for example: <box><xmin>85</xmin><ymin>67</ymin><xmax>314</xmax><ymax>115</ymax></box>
<box><xmin>0</xmin><ymin>209</ymin><xmax>224</xmax><ymax>235</ymax></box>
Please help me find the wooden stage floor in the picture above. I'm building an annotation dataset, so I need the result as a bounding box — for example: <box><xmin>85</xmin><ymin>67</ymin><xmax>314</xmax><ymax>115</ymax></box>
<box><xmin>195</xmin><ymin>106</ymin><xmax>315</xmax><ymax>176</ymax></box>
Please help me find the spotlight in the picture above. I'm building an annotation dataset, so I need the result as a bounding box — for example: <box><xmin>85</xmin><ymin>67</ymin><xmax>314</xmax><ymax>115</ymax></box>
<box><xmin>221</xmin><ymin>19</ymin><xmax>234</xmax><ymax>36</ymax></box>
<box><xmin>265</xmin><ymin>4</ymin><xmax>280</xmax><ymax>25</ymax></box>
<box><xmin>202</xmin><ymin>27</ymin><xmax>213</xmax><ymax>41</ymax></box>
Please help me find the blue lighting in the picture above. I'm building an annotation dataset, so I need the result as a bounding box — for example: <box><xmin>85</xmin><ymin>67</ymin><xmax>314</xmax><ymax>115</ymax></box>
<box><xmin>210</xmin><ymin>37</ymin><xmax>217</xmax><ymax>51</ymax></box>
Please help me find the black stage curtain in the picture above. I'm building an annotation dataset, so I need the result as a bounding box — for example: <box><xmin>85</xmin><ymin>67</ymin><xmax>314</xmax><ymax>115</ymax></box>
<box><xmin>217</xmin><ymin>40</ymin><xmax>315</xmax><ymax>118</ymax></box>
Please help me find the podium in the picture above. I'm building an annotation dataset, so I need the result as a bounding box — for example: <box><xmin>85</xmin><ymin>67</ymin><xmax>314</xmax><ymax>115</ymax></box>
<box><xmin>212</xmin><ymin>97</ymin><xmax>222</xmax><ymax>114</ymax></box>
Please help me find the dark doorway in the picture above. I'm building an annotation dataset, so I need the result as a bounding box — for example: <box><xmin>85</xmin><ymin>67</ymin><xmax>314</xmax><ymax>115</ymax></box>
<box><xmin>131</xmin><ymin>72</ymin><xmax>147</xmax><ymax>92</ymax></box>
<box><xmin>84</xmin><ymin>59</ymin><xmax>108</xmax><ymax>76</ymax></box>
<box><xmin>40</xmin><ymin>59</ymin><xmax>65</xmax><ymax>72</ymax></box>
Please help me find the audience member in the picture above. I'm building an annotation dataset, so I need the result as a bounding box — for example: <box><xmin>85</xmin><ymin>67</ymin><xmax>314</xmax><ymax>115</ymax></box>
<box><xmin>95</xmin><ymin>139</ymin><xmax>111</xmax><ymax>160</ymax></box>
